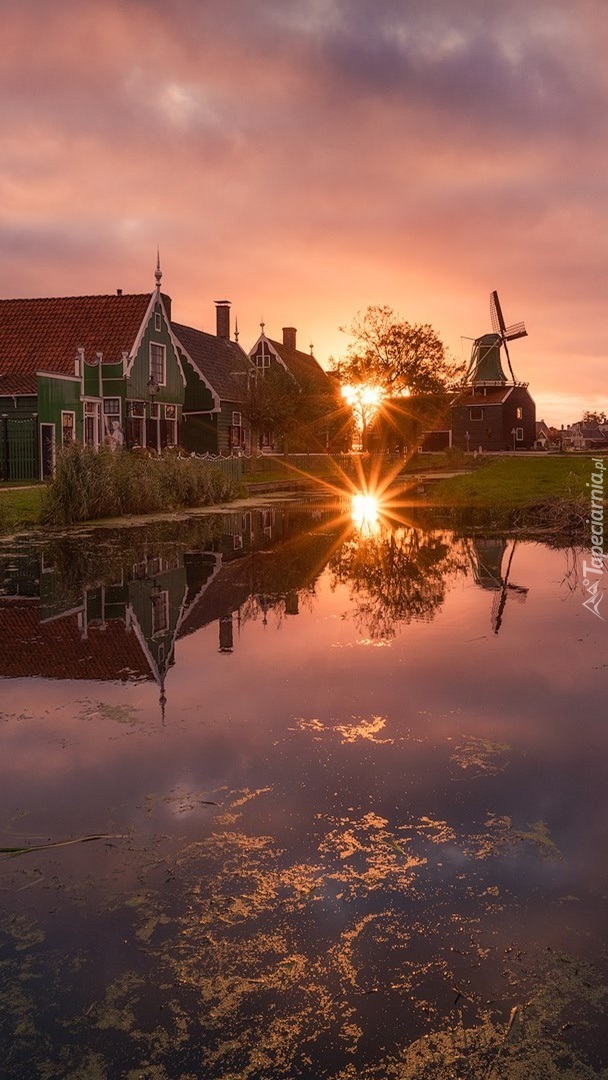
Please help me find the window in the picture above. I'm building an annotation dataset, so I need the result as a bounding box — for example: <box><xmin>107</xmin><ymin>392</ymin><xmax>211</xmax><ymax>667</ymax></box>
<box><xmin>149</xmin><ymin>342</ymin><xmax>166</xmax><ymax>385</ymax></box>
<box><xmin>126</xmin><ymin>401</ymin><xmax>145</xmax><ymax>448</ymax></box>
<box><xmin>469</xmin><ymin>407</ymin><xmax>484</xmax><ymax>421</ymax></box>
<box><xmin>150</xmin><ymin>402</ymin><xmax>159</xmax><ymax>419</ymax></box>
<box><xmin>254</xmin><ymin>343</ymin><xmax>271</xmax><ymax>368</ymax></box>
<box><xmin>152</xmin><ymin>590</ymin><xmax>169</xmax><ymax>635</ymax></box>
<box><xmin>84</xmin><ymin>401</ymin><xmax>101</xmax><ymax>448</ymax></box>
<box><xmin>516</xmin><ymin>427</ymin><xmax>524</xmax><ymax>441</ymax></box>
<box><xmin>154</xmin><ymin>311</ymin><xmax>162</xmax><ymax>332</ymax></box>
<box><xmin>232</xmin><ymin>411</ymin><xmax>242</xmax><ymax>427</ymax></box>
<box><xmin>61</xmin><ymin>411</ymin><xmax>75</xmax><ymax>446</ymax></box>
<box><xmin>516</xmin><ymin>407</ymin><xmax>523</xmax><ymax>420</ymax></box>
<box><xmin>161</xmin><ymin>404</ymin><xmax>178</xmax><ymax>448</ymax></box>
<box><xmin>103</xmin><ymin>398</ymin><xmax>122</xmax><ymax>447</ymax></box>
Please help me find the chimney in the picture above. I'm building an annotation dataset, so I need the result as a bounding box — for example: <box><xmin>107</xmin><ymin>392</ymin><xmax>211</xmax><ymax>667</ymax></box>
<box><xmin>116</xmin><ymin>288</ymin><xmax>123</xmax><ymax>296</ymax></box>
<box><xmin>282</xmin><ymin>326</ymin><xmax>297</xmax><ymax>350</ymax></box>
<box><xmin>215</xmin><ymin>300</ymin><xmax>231</xmax><ymax>340</ymax></box>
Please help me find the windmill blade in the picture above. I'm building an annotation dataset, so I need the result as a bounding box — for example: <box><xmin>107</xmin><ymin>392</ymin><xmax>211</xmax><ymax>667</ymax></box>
<box><xmin>502</xmin><ymin>337</ymin><xmax>516</xmax><ymax>382</ymax></box>
<box><xmin>504</xmin><ymin>320</ymin><xmax>527</xmax><ymax>342</ymax></box>
<box><xmin>490</xmin><ymin>291</ymin><xmax>506</xmax><ymax>336</ymax></box>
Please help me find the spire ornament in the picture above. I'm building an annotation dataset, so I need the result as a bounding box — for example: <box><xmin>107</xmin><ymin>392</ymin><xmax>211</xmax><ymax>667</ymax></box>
<box><xmin>155</xmin><ymin>248</ymin><xmax>162</xmax><ymax>288</ymax></box>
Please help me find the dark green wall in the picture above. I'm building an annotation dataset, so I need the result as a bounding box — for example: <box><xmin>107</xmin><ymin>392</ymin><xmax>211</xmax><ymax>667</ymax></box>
<box><xmin>128</xmin><ymin>301</ymin><xmax>185</xmax><ymax>406</ymax></box>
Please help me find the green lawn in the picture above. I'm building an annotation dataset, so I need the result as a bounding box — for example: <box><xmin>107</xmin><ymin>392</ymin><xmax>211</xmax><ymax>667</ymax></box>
<box><xmin>0</xmin><ymin>486</ymin><xmax>46</xmax><ymax>531</ymax></box>
<box><xmin>430</xmin><ymin>455</ymin><xmax>598</xmax><ymax>509</ymax></box>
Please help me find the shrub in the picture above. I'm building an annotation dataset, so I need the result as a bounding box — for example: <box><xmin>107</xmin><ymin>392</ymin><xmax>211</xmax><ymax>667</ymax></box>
<box><xmin>41</xmin><ymin>444</ymin><xmax>242</xmax><ymax>525</ymax></box>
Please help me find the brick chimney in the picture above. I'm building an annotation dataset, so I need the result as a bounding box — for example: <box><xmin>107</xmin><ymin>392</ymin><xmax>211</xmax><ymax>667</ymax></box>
<box><xmin>215</xmin><ymin>300</ymin><xmax>231</xmax><ymax>340</ymax></box>
<box><xmin>282</xmin><ymin>326</ymin><xmax>297</xmax><ymax>350</ymax></box>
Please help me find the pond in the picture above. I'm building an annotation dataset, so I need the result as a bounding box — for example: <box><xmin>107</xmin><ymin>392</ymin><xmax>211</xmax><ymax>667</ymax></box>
<box><xmin>0</xmin><ymin>497</ymin><xmax>606</xmax><ymax>1079</ymax></box>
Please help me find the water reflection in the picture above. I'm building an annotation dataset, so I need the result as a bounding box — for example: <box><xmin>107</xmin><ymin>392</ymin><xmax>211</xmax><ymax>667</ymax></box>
<box><xmin>0</xmin><ymin>503</ymin><xmax>606</xmax><ymax>1079</ymax></box>
<box><xmin>0</xmin><ymin>504</ymin><xmax>537</xmax><ymax>679</ymax></box>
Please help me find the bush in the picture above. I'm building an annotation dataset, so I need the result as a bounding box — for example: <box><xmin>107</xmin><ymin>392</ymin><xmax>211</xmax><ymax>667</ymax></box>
<box><xmin>41</xmin><ymin>444</ymin><xmax>242</xmax><ymax>525</ymax></box>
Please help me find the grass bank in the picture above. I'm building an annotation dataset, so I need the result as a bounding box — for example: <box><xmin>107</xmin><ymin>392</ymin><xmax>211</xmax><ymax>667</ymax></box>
<box><xmin>0</xmin><ymin>485</ymin><xmax>45</xmax><ymax>532</ymax></box>
<box><xmin>428</xmin><ymin>455</ymin><xmax>600</xmax><ymax>533</ymax></box>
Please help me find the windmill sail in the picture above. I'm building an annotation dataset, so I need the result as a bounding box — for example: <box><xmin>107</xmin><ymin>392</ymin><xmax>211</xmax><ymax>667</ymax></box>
<box><xmin>489</xmin><ymin>291</ymin><xmax>527</xmax><ymax>382</ymax></box>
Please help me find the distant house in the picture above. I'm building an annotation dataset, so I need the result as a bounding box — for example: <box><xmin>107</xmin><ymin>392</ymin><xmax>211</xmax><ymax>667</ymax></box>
<box><xmin>367</xmin><ymin>394</ymin><xmax>452</xmax><ymax>453</ymax></box>
<box><xmin>535</xmin><ymin>419</ymin><xmax>552</xmax><ymax>449</ymax></box>
<box><xmin>248</xmin><ymin>325</ymin><xmax>339</xmax><ymax>451</ymax></box>
<box><xmin>564</xmin><ymin>421</ymin><xmax>608</xmax><ymax>450</ymax></box>
<box><xmin>451</xmin><ymin>334</ymin><xmax>536</xmax><ymax>451</ymax></box>
<box><xmin>0</xmin><ymin>263</ymin><xmax>185</xmax><ymax>480</ymax></box>
<box><xmin>174</xmin><ymin>301</ymin><xmax>254</xmax><ymax>455</ymax></box>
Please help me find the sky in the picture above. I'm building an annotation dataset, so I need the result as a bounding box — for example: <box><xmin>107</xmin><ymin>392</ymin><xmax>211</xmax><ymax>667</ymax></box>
<box><xmin>2</xmin><ymin>0</ymin><xmax>607</xmax><ymax>425</ymax></box>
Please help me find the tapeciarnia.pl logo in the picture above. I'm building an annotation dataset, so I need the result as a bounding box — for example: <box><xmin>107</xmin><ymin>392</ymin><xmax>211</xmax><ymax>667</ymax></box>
<box><xmin>582</xmin><ymin>458</ymin><xmax>606</xmax><ymax>620</ymax></box>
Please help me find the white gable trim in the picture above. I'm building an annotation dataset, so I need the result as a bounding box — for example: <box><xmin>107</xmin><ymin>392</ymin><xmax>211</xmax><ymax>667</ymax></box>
<box><xmin>176</xmin><ymin>347</ymin><xmax>221</xmax><ymax>412</ymax></box>
<box><xmin>125</xmin><ymin>291</ymin><xmax>188</xmax><ymax>391</ymax></box>
<box><xmin>248</xmin><ymin>333</ymin><xmax>289</xmax><ymax>373</ymax></box>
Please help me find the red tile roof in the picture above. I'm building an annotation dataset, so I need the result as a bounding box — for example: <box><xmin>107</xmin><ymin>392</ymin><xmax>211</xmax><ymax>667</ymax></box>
<box><xmin>0</xmin><ymin>600</ymin><xmax>152</xmax><ymax>681</ymax></box>
<box><xmin>0</xmin><ymin>372</ymin><xmax>37</xmax><ymax>395</ymax></box>
<box><xmin>0</xmin><ymin>293</ymin><xmax>152</xmax><ymax>394</ymax></box>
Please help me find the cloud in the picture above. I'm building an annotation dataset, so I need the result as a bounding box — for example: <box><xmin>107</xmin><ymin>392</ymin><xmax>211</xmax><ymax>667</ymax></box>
<box><xmin>1</xmin><ymin>0</ymin><xmax>607</xmax><ymax>422</ymax></box>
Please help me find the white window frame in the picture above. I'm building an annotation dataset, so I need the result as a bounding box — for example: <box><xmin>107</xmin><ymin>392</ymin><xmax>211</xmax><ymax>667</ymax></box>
<box><xmin>516</xmin><ymin>406</ymin><xmax>523</xmax><ymax>420</ymax></box>
<box><xmin>154</xmin><ymin>311</ymin><xmax>162</xmax><ymax>332</ymax></box>
<box><xmin>232</xmin><ymin>411</ymin><xmax>242</xmax><ymax>427</ymax></box>
<box><xmin>83</xmin><ymin>400</ymin><xmax>102</xmax><ymax>449</ymax></box>
<box><xmin>149</xmin><ymin>342</ymin><xmax>166</xmax><ymax>386</ymax></box>
<box><xmin>516</xmin><ymin>427</ymin><xmax>524</xmax><ymax>441</ymax></box>
<box><xmin>164</xmin><ymin>404</ymin><xmax>177</xmax><ymax>420</ymax></box>
<box><xmin>61</xmin><ymin>410</ymin><xmax>76</xmax><ymax>446</ymax></box>
<box><xmin>152</xmin><ymin>589</ymin><xmax>169</xmax><ymax>636</ymax></box>
<box><xmin>469</xmin><ymin>407</ymin><xmax>484</xmax><ymax>421</ymax></box>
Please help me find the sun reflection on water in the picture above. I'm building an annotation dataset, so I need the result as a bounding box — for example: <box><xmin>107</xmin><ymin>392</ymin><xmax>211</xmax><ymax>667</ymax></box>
<box><xmin>351</xmin><ymin>492</ymin><xmax>380</xmax><ymax>534</ymax></box>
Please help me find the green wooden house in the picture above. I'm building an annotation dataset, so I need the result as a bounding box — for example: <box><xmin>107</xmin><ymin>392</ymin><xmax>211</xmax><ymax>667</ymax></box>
<box><xmin>0</xmin><ymin>264</ymin><xmax>185</xmax><ymax>480</ymax></box>
<box><xmin>173</xmin><ymin>301</ymin><xmax>254</xmax><ymax>455</ymax></box>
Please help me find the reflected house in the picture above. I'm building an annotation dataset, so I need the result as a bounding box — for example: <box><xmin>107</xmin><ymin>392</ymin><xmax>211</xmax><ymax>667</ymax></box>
<box><xmin>467</xmin><ymin>537</ymin><xmax>529</xmax><ymax>634</ymax></box>
<box><xmin>178</xmin><ymin>507</ymin><xmax>341</xmax><ymax>648</ymax></box>
<box><xmin>0</xmin><ymin>505</ymin><xmax>341</xmax><ymax>683</ymax></box>
<box><xmin>0</xmin><ymin>549</ymin><xmax>195</xmax><ymax>712</ymax></box>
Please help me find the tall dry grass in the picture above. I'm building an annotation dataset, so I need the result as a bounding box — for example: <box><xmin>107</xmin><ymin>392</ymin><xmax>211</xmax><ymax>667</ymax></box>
<box><xmin>42</xmin><ymin>444</ymin><xmax>242</xmax><ymax>525</ymax></box>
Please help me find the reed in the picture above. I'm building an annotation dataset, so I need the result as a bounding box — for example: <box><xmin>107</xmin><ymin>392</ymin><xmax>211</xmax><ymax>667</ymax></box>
<box><xmin>41</xmin><ymin>444</ymin><xmax>242</xmax><ymax>525</ymax></box>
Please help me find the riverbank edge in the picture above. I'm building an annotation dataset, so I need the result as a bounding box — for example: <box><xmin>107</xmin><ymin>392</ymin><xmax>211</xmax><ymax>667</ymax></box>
<box><xmin>0</xmin><ymin>484</ymin><xmax>593</xmax><ymax>545</ymax></box>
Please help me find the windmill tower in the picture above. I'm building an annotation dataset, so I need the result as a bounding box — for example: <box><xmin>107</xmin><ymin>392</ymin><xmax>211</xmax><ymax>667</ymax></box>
<box><xmin>452</xmin><ymin>290</ymin><xmax>536</xmax><ymax>451</ymax></box>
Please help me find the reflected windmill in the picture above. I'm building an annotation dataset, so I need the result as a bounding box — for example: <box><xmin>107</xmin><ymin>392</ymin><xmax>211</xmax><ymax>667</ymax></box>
<box><xmin>468</xmin><ymin>537</ymin><xmax>529</xmax><ymax>634</ymax></box>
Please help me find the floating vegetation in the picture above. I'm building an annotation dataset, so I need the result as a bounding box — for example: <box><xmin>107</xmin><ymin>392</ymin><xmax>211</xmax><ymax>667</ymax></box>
<box><xmin>451</xmin><ymin>735</ymin><xmax>514</xmax><ymax>776</ymax></box>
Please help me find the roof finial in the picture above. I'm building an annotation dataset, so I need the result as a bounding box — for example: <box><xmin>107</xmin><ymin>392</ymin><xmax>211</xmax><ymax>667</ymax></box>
<box><xmin>260</xmin><ymin>318</ymin><xmax>265</xmax><ymax>335</ymax></box>
<box><xmin>155</xmin><ymin>248</ymin><xmax>162</xmax><ymax>288</ymax></box>
<box><xmin>310</xmin><ymin>342</ymin><xmax>314</xmax><ymax>356</ymax></box>
<box><xmin>234</xmin><ymin>316</ymin><xmax>239</xmax><ymax>343</ymax></box>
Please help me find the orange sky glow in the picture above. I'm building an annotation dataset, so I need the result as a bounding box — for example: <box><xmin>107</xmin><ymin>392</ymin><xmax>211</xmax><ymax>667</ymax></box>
<box><xmin>2</xmin><ymin>0</ymin><xmax>608</xmax><ymax>425</ymax></box>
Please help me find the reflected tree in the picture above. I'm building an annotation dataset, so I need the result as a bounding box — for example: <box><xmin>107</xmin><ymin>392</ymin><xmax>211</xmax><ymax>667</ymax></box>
<box><xmin>330</xmin><ymin>525</ymin><xmax>469</xmax><ymax>639</ymax></box>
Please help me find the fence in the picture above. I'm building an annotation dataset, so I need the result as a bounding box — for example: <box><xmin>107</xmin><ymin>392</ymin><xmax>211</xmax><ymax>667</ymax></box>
<box><xmin>197</xmin><ymin>454</ymin><xmax>244</xmax><ymax>483</ymax></box>
<box><xmin>0</xmin><ymin>416</ymin><xmax>38</xmax><ymax>482</ymax></box>
<box><xmin>240</xmin><ymin>451</ymin><xmax>394</xmax><ymax>478</ymax></box>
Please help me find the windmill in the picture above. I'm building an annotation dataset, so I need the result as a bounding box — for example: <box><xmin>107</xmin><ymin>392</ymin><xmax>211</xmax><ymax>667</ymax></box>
<box><xmin>489</xmin><ymin>290</ymin><xmax>527</xmax><ymax>383</ymax></box>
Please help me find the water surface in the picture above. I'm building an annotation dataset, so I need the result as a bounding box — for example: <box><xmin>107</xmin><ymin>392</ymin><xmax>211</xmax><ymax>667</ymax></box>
<box><xmin>0</xmin><ymin>501</ymin><xmax>606</xmax><ymax>1078</ymax></box>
